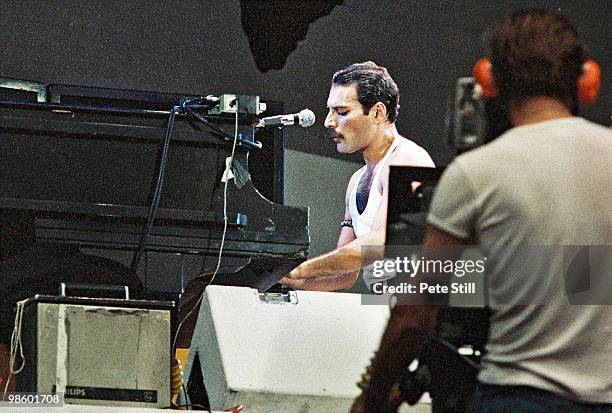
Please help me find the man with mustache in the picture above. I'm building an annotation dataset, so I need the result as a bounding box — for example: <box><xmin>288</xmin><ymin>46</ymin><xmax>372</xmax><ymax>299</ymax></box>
<box><xmin>281</xmin><ymin>62</ymin><xmax>434</xmax><ymax>291</ymax></box>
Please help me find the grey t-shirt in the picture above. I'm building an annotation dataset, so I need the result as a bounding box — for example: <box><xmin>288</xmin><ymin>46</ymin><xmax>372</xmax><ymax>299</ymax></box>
<box><xmin>428</xmin><ymin>117</ymin><xmax>612</xmax><ymax>403</ymax></box>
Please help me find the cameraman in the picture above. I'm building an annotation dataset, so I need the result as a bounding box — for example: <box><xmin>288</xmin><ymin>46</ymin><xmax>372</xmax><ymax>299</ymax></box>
<box><xmin>352</xmin><ymin>9</ymin><xmax>612</xmax><ymax>413</ymax></box>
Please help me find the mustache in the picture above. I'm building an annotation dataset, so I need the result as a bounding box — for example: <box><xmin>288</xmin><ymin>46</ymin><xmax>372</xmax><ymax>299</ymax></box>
<box><xmin>329</xmin><ymin>130</ymin><xmax>344</xmax><ymax>140</ymax></box>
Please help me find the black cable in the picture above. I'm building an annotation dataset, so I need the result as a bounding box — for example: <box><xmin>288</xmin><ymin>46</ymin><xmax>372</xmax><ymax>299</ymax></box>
<box><xmin>184</xmin><ymin>107</ymin><xmax>234</xmax><ymax>140</ymax></box>
<box><xmin>182</xmin><ymin>382</ymin><xmax>190</xmax><ymax>409</ymax></box>
<box><xmin>176</xmin><ymin>382</ymin><xmax>210</xmax><ymax>411</ymax></box>
<box><xmin>431</xmin><ymin>336</ymin><xmax>482</xmax><ymax>371</ymax></box>
<box><xmin>130</xmin><ymin>105</ymin><xmax>180</xmax><ymax>272</ymax></box>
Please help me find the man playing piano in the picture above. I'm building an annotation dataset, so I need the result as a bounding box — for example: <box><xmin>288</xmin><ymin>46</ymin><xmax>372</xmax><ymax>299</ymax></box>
<box><xmin>281</xmin><ymin>61</ymin><xmax>434</xmax><ymax>291</ymax></box>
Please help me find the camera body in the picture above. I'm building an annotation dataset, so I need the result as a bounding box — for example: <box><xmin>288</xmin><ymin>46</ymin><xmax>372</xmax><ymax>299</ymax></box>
<box><xmin>399</xmin><ymin>307</ymin><xmax>489</xmax><ymax>413</ymax></box>
<box><xmin>447</xmin><ymin>77</ymin><xmax>512</xmax><ymax>154</ymax></box>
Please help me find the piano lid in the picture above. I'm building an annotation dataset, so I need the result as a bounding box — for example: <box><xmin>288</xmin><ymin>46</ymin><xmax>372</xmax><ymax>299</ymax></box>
<box><xmin>0</xmin><ymin>97</ymin><xmax>308</xmax><ymax>260</ymax></box>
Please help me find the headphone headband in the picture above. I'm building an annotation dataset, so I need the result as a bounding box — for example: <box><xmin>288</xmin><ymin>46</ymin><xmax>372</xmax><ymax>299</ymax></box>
<box><xmin>473</xmin><ymin>58</ymin><xmax>601</xmax><ymax>105</ymax></box>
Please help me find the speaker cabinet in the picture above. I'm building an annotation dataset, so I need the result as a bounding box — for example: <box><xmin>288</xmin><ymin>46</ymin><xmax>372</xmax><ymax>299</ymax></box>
<box><xmin>184</xmin><ymin>286</ymin><xmax>431</xmax><ymax>412</ymax></box>
<box><xmin>17</xmin><ymin>295</ymin><xmax>172</xmax><ymax>408</ymax></box>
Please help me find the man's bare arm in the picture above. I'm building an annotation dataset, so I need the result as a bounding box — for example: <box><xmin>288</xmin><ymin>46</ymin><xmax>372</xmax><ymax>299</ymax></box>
<box><xmin>281</xmin><ymin>171</ymin><xmax>367</xmax><ymax>290</ymax></box>
<box><xmin>283</xmin><ymin>144</ymin><xmax>434</xmax><ymax>288</ymax></box>
<box><xmin>280</xmin><ymin>270</ymin><xmax>359</xmax><ymax>291</ymax></box>
<box><xmin>280</xmin><ymin>205</ymin><xmax>363</xmax><ymax>290</ymax></box>
<box><xmin>285</xmin><ymin>226</ymin><xmax>384</xmax><ymax>281</ymax></box>
<box><xmin>285</xmin><ymin>166</ymin><xmax>388</xmax><ymax>282</ymax></box>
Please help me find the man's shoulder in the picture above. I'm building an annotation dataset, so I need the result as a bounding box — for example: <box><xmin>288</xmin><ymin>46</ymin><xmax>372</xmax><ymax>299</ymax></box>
<box><xmin>459</xmin><ymin>117</ymin><xmax>612</xmax><ymax>164</ymax></box>
<box><xmin>572</xmin><ymin>117</ymin><xmax>612</xmax><ymax>140</ymax></box>
<box><xmin>389</xmin><ymin>136</ymin><xmax>435</xmax><ymax>167</ymax></box>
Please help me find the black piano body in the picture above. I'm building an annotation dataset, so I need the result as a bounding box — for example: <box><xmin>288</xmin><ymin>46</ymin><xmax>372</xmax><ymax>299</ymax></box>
<box><xmin>0</xmin><ymin>88</ymin><xmax>309</xmax><ymax>299</ymax></box>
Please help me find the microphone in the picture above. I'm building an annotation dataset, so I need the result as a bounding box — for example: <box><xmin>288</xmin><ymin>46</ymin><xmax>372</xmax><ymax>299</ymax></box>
<box><xmin>258</xmin><ymin>109</ymin><xmax>315</xmax><ymax>128</ymax></box>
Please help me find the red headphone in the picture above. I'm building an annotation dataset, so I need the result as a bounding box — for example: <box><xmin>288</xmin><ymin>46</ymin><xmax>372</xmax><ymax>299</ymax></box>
<box><xmin>472</xmin><ymin>57</ymin><xmax>601</xmax><ymax>105</ymax></box>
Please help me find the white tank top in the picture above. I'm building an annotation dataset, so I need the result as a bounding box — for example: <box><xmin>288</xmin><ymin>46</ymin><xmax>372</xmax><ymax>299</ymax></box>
<box><xmin>349</xmin><ymin>138</ymin><xmax>401</xmax><ymax>289</ymax></box>
<box><xmin>348</xmin><ymin>137</ymin><xmax>400</xmax><ymax>238</ymax></box>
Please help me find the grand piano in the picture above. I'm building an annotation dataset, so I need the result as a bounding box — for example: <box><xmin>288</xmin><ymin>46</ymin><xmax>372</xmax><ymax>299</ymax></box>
<box><xmin>0</xmin><ymin>82</ymin><xmax>309</xmax><ymax>302</ymax></box>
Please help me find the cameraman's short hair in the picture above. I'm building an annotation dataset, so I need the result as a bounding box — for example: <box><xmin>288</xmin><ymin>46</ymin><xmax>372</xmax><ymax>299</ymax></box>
<box><xmin>491</xmin><ymin>9</ymin><xmax>586</xmax><ymax>111</ymax></box>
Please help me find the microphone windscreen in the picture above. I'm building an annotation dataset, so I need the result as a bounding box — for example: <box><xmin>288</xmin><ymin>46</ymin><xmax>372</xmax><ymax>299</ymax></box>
<box><xmin>299</xmin><ymin>109</ymin><xmax>316</xmax><ymax>127</ymax></box>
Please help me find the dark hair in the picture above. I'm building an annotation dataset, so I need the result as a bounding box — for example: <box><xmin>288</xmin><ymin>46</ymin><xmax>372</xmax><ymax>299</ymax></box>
<box><xmin>491</xmin><ymin>9</ymin><xmax>586</xmax><ymax>112</ymax></box>
<box><xmin>332</xmin><ymin>61</ymin><xmax>400</xmax><ymax>123</ymax></box>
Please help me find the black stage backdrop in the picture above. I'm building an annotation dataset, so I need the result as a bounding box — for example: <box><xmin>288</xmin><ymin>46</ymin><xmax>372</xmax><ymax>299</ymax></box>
<box><xmin>1</xmin><ymin>0</ymin><xmax>609</xmax><ymax>166</ymax></box>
